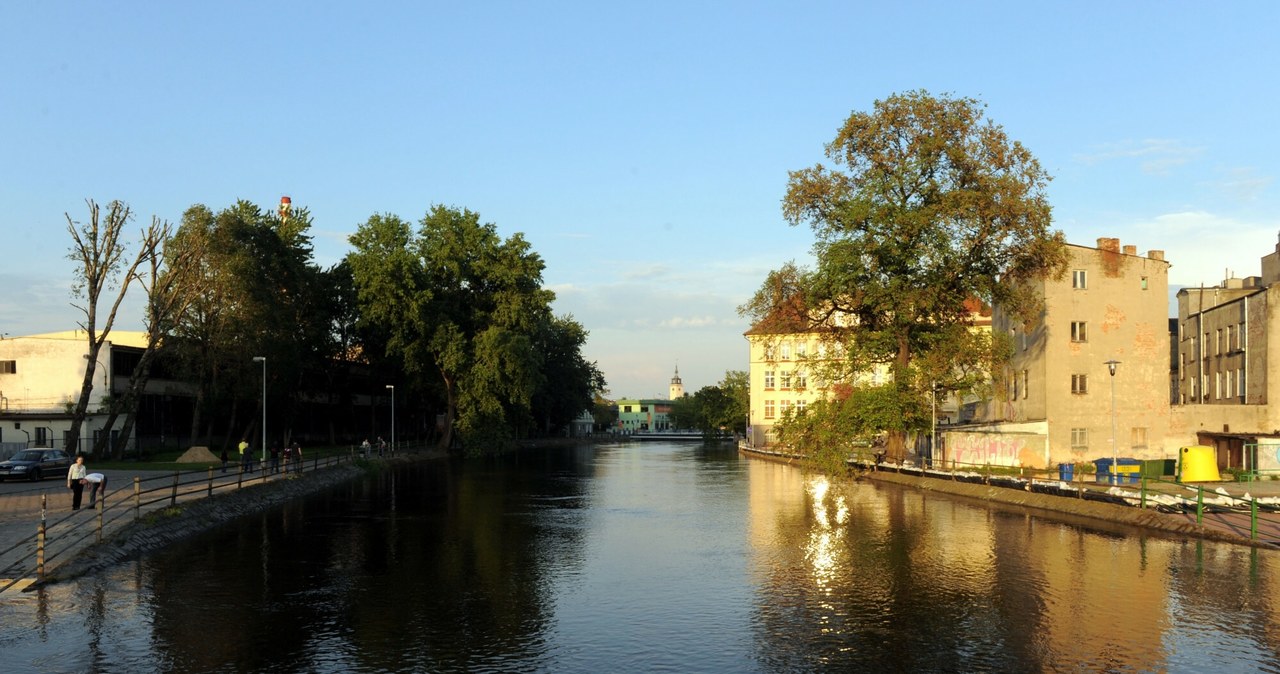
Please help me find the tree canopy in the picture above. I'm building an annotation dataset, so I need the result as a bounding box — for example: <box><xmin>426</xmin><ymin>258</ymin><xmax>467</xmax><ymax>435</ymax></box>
<box><xmin>347</xmin><ymin>205</ymin><xmax>604</xmax><ymax>454</ymax></box>
<box><xmin>743</xmin><ymin>91</ymin><xmax>1068</xmax><ymax>463</ymax></box>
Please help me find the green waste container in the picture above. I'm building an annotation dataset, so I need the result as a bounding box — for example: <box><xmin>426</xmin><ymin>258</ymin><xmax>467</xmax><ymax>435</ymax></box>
<box><xmin>1140</xmin><ymin>459</ymin><xmax>1176</xmax><ymax>477</ymax></box>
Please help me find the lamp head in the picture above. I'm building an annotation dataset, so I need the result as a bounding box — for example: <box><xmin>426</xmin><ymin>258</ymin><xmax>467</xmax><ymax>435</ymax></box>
<box><xmin>252</xmin><ymin>356</ymin><xmax>265</xmax><ymax>363</ymax></box>
<box><xmin>1105</xmin><ymin>359</ymin><xmax>1120</xmax><ymax>376</ymax></box>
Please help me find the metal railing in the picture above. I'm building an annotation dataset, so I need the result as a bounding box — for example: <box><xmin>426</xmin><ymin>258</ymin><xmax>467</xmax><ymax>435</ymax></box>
<box><xmin>847</xmin><ymin>456</ymin><xmax>1280</xmax><ymax>546</ymax></box>
<box><xmin>0</xmin><ymin>442</ymin><xmax>429</xmax><ymax>593</ymax></box>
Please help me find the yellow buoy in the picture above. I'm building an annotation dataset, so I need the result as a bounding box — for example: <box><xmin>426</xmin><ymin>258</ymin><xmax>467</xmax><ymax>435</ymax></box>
<box><xmin>1179</xmin><ymin>445</ymin><xmax>1222</xmax><ymax>482</ymax></box>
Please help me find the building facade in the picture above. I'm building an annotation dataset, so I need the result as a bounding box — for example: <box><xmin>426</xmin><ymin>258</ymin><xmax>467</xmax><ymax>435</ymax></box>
<box><xmin>1169</xmin><ymin>234</ymin><xmax>1280</xmax><ymax>472</ymax></box>
<box><xmin>954</xmin><ymin>239</ymin><xmax>1172</xmax><ymax>467</ymax></box>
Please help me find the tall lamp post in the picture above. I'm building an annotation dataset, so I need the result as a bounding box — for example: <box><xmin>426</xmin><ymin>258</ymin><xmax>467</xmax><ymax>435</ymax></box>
<box><xmin>1105</xmin><ymin>359</ymin><xmax>1120</xmax><ymax>485</ymax></box>
<box><xmin>253</xmin><ymin>356</ymin><xmax>267</xmax><ymax>464</ymax></box>
<box><xmin>385</xmin><ymin>384</ymin><xmax>395</xmax><ymax>454</ymax></box>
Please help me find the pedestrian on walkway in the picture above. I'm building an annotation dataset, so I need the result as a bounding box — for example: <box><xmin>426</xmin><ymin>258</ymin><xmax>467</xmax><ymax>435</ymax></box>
<box><xmin>67</xmin><ymin>455</ymin><xmax>87</xmax><ymax>511</ymax></box>
<box><xmin>282</xmin><ymin>442</ymin><xmax>292</xmax><ymax>473</ymax></box>
<box><xmin>377</xmin><ymin>436</ymin><xmax>386</xmax><ymax>458</ymax></box>
<box><xmin>361</xmin><ymin>438</ymin><xmax>371</xmax><ymax>459</ymax></box>
<box><xmin>269</xmin><ymin>442</ymin><xmax>281</xmax><ymax>473</ymax></box>
<box><xmin>292</xmin><ymin>441</ymin><xmax>303</xmax><ymax>471</ymax></box>
<box><xmin>240</xmin><ymin>439</ymin><xmax>252</xmax><ymax>473</ymax></box>
<box><xmin>84</xmin><ymin>472</ymin><xmax>107</xmax><ymax>508</ymax></box>
<box><xmin>220</xmin><ymin>447</ymin><xmax>229</xmax><ymax>473</ymax></box>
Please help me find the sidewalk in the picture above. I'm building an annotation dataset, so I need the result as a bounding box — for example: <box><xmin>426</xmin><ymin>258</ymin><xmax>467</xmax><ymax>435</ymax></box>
<box><xmin>0</xmin><ymin>462</ymin><xmax>336</xmax><ymax>594</ymax></box>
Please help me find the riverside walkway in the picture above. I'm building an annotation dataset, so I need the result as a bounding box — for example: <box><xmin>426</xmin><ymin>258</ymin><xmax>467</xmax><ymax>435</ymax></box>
<box><xmin>741</xmin><ymin>444</ymin><xmax>1280</xmax><ymax>549</ymax></box>
<box><xmin>0</xmin><ymin>452</ymin><xmax>370</xmax><ymax>595</ymax></box>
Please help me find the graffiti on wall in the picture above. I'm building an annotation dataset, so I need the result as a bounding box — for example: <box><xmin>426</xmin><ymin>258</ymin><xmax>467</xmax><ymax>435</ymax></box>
<box><xmin>949</xmin><ymin>432</ymin><xmax>1044</xmax><ymax>467</ymax></box>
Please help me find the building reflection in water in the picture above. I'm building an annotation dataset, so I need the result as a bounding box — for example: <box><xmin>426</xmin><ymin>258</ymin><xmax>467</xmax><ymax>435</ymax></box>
<box><xmin>744</xmin><ymin>458</ymin><xmax>1280</xmax><ymax>672</ymax></box>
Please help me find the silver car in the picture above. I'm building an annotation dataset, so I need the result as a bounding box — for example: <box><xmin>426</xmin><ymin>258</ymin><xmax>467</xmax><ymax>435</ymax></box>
<box><xmin>0</xmin><ymin>448</ymin><xmax>73</xmax><ymax>482</ymax></box>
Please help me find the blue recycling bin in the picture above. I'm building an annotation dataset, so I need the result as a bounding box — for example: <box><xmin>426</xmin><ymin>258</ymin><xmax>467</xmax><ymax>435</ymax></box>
<box><xmin>1094</xmin><ymin>458</ymin><xmax>1141</xmax><ymax>484</ymax></box>
<box><xmin>1058</xmin><ymin>463</ymin><xmax>1074</xmax><ymax>481</ymax></box>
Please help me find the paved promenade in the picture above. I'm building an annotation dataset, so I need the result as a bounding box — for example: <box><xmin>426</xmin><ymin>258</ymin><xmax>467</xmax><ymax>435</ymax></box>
<box><xmin>0</xmin><ymin>461</ymin><xmax>343</xmax><ymax>595</ymax></box>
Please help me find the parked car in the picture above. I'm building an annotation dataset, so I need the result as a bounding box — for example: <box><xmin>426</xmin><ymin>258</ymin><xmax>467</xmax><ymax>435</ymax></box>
<box><xmin>0</xmin><ymin>448</ymin><xmax>73</xmax><ymax>482</ymax></box>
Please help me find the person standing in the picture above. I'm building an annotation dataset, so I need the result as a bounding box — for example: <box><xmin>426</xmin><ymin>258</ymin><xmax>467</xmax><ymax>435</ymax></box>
<box><xmin>282</xmin><ymin>442</ymin><xmax>292</xmax><ymax>473</ymax></box>
<box><xmin>239</xmin><ymin>439</ymin><xmax>252</xmax><ymax>473</ymax></box>
<box><xmin>83</xmin><ymin>472</ymin><xmax>107</xmax><ymax>508</ymax></box>
<box><xmin>361</xmin><ymin>438</ymin><xmax>371</xmax><ymax>458</ymax></box>
<box><xmin>67</xmin><ymin>455</ymin><xmax>87</xmax><ymax>511</ymax></box>
<box><xmin>220</xmin><ymin>446</ymin><xmax>229</xmax><ymax>473</ymax></box>
<box><xmin>269</xmin><ymin>442</ymin><xmax>281</xmax><ymax>474</ymax></box>
<box><xmin>292</xmin><ymin>441</ymin><xmax>303</xmax><ymax>471</ymax></box>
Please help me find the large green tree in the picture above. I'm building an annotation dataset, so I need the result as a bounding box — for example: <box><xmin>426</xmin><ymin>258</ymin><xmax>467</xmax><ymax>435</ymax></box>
<box><xmin>167</xmin><ymin>200</ymin><xmax>323</xmax><ymax>450</ymax></box>
<box><xmin>743</xmin><ymin>91</ymin><xmax>1068</xmax><ymax>464</ymax></box>
<box><xmin>347</xmin><ymin>205</ymin><xmax>561</xmax><ymax>454</ymax></box>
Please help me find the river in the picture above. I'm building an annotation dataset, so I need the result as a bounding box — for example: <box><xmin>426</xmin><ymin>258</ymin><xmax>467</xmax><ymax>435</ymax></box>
<box><xmin>2</xmin><ymin>441</ymin><xmax>1279</xmax><ymax>672</ymax></box>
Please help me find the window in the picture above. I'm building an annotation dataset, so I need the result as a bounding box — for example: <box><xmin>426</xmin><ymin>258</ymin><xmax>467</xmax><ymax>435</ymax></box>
<box><xmin>781</xmin><ymin>400</ymin><xmax>793</xmax><ymax>415</ymax></box>
<box><xmin>1228</xmin><ymin>325</ymin><xmax>1237</xmax><ymax>351</ymax></box>
<box><xmin>1071</xmin><ymin>322</ymin><xmax>1087</xmax><ymax>343</ymax></box>
<box><xmin>796</xmin><ymin>399</ymin><xmax>807</xmax><ymax>414</ymax></box>
<box><xmin>1071</xmin><ymin>428</ymin><xmax>1088</xmax><ymax>452</ymax></box>
<box><xmin>1239</xmin><ymin>367</ymin><xmax>1246</xmax><ymax>396</ymax></box>
<box><xmin>1022</xmin><ymin>370</ymin><xmax>1029</xmax><ymax>399</ymax></box>
<box><xmin>1201</xmin><ymin>374</ymin><xmax>1208</xmax><ymax>402</ymax></box>
<box><xmin>1012</xmin><ymin>373</ymin><xmax>1020</xmax><ymax>400</ymax></box>
<box><xmin>780</xmin><ymin>342</ymin><xmax>791</xmax><ymax>360</ymax></box>
<box><xmin>1216</xmin><ymin>329</ymin><xmax>1223</xmax><ymax>355</ymax></box>
<box><xmin>763</xmin><ymin>343</ymin><xmax>777</xmax><ymax>361</ymax></box>
<box><xmin>1215</xmin><ymin>371</ymin><xmax>1222</xmax><ymax>400</ymax></box>
<box><xmin>1131</xmin><ymin>427</ymin><xmax>1148</xmax><ymax>449</ymax></box>
<box><xmin>795</xmin><ymin>342</ymin><xmax>807</xmax><ymax>359</ymax></box>
<box><xmin>795</xmin><ymin>370</ymin><xmax>807</xmax><ymax>389</ymax></box>
<box><xmin>623</xmin><ymin>405</ymin><xmax>632</xmax><ymax>413</ymax></box>
<box><xmin>764</xmin><ymin>400</ymin><xmax>775</xmax><ymax>419</ymax></box>
<box><xmin>1141</xmin><ymin>276</ymin><xmax>1148</xmax><ymax>290</ymax></box>
<box><xmin>780</xmin><ymin>371</ymin><xmax>792</xmax><ymax>390</ymax></box>
<box><xmin>764</xmin><ymin>370</ymin><xmax>775</xmax><ymax>389</ymax></box>
<box><xmin>1226</xmin><ymin>370</ymin><xmax>1235</xmax><ymax>399</ymax></box>
<box><xmin>1071</xmin><ymin>374</ymin><xmax>1088</xmax><ymax>394</ymax></box>
<box><xmin>1240</xmin><ymin>322</ymin><xmax>1247</xmax><ymax>350</ymax></box>
<box><xmin>1072</xmin><ymin>270</ymin><xmax>1087</xmax><ymax>289</ymax></box>
<box><xmin>0</xmin><ymin>360</ymin><xmax>14</xmax><ymax>374</ymax></box>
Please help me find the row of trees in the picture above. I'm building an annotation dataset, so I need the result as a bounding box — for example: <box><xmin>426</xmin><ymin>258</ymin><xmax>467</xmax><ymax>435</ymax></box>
<box><xmin>741</xmin><ymin>90</ymin><xmax>1068</xmax><ymax>466</ymax></box>
<box><xmin>66</xmin><ymin>200</ymin><xmax>604</xmax><ymax>457</ymax></box>
<box><xmin>668</xmin><ymin>370</ymin><xmax>749</xmax><ymax>437</ymax></box>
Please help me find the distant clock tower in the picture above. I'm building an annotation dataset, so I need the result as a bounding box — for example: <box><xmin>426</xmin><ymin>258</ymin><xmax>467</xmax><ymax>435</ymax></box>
<box><xmin>669</xmin><ymin>366</ymin><xmax>684</xmax><ymax>400</ymax></box>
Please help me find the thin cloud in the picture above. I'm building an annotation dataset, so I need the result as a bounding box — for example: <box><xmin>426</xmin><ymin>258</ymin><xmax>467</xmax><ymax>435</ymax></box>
<box><xmin>1074</xmin><ymin>139</ymin><xmax>1203</xmax><ymax>175</ymax></box>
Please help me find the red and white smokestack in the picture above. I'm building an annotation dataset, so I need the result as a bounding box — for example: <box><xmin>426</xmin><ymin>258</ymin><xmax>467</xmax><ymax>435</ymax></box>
<box><xmin>279</xmin><ymin>196</ymin><xmax>292</xmax><ymax>221</ymax></box>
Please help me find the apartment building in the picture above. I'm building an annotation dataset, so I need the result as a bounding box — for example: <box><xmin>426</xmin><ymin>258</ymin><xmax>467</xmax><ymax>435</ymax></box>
<box><xmin>1170</xmin><ymin>234</ymin><xmax>1280</xmax><ymax>471</ymax></box>
<box><xmin>954</xmin><ymin>239</ymin><xmax>1172</xmax><ymax>467</ymax></box>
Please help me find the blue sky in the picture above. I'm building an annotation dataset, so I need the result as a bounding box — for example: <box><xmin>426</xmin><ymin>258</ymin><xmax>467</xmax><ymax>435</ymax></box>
<box><xmin>3</xmin><ymin>2</ymin><xmax>1279</xmax><ymax>398</ymax></box>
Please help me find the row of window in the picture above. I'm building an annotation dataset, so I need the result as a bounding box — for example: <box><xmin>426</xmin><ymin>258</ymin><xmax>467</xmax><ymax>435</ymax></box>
<box><xmin>762</xmin><ymin>370</ymin><xmax>809</xmax><ymax>390</ymax></box>
<box><xmin>1182</xmin><ymin>367</ymin><xmax>1246</xmax><ymax>403</ymax></box>
<box><xmin>762</xmin><ymin>399</ymin><xmax>808</xmax><ymax>419</ymax></box>
<box><xmin>1072</xmin><ymin>269</ymin><xmax>1149</xmax><ymax>291</ymax></box>
<box><xmin>1070</xmin><ymin>426</ymin><xmax>1148</xmax><ymax>451</ymax></box>
<box><xmin>1203</xmin><ymin>323</ymin><xmax>1246</xmax><ymax>356</ymax></box>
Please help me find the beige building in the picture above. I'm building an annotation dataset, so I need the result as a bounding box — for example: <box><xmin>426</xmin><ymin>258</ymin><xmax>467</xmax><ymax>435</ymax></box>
<box><xmin>0</xmin><ymin>331</ymin><xmax>149</xmax><ymax>454</ymax></box>
<box><xmin>952</xmin><ymin>238</ymin><xmax>1172</xmax><ymax>468</ymax></box>
<box><xmin>743</xmin><ymin>315</ymin><xmax>892</xmax><ymax>449</ymax></box>
<box><xmin>1170</xmin><ymin>234</ymin><xmax>1280</xmax><ymax>472</ymax></box>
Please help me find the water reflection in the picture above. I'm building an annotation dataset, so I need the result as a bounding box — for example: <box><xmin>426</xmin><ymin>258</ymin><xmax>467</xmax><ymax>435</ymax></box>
<box><xmin>3</xmin><ymin>444</ymin><xmax>1280</xmax><ymax>672</ymax></box>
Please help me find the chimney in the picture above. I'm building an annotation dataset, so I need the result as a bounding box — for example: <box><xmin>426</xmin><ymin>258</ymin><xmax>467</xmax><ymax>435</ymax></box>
<box><xmin>1097</xmin><ymin>237</ymin><xmax>1121</xmax><ymax>253</ymax></box>
<box><xmin>1148</xmin><ymin>250</ymin><xmax>1164</xmax><ymax>260</ymax></box>
<box><xmin>279</xmin><ymin>196</ymin><xmax>292</xmax><ymax>221</ymax></box>
<box><xmin>1123</xmin><ymin>245</ymin><xmax>1136</xmax><ymax>255</ymax></box>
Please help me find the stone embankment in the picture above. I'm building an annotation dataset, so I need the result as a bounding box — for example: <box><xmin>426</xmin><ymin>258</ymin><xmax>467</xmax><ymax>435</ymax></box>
<box><xmin>28</xmin><ymin>451</ymin><xmax>447</xmax><ymax>586</ymax></box>
<box><xmin>740</xmin><ymin>446</ymin><xmax>1280</xmax><ymax>549</ymax></box>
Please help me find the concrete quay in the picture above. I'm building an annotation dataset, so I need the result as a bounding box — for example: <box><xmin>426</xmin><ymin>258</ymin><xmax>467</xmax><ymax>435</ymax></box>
<box><xmin>740</xmin><ymin>445</ymin><xmax>1280</xmax><ymax>550</ymax></box>
<box><xmin>0</xmin><ymin>453</ymin><xmax>420</xmax><ymax>595</ymax></box>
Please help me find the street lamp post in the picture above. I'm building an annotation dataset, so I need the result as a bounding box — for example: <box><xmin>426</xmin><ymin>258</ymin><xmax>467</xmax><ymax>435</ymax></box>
<box><xmin>253</xmin><ymin>357</ymin><xmax>266</xmax><ymax>465</ymax></box>
<box><xmin>1105</xmin><ymin>359</ymin><xmax>1120</xmax><ymax>486</ymax></box>
<box><xmin>385</xmin><ymin>384</ymin><xmax>395</xmax><ymax>454</ymax></box>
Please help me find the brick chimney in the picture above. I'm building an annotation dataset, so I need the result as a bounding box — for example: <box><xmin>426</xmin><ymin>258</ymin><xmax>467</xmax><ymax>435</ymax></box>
<box><xmin>1097</xmin><ymin>237</ymin><xmax>1121</xmax><ymax>253</ymax></box>
<box><xmin>1123</xmin><ymin>245</ymin><xmax>1136</xmax><ymax>255</ymax></box>
<box><xmin>1148</xmin><ymin>250</ymin><xmax>1164</xmax><ymax>260</ymax></box>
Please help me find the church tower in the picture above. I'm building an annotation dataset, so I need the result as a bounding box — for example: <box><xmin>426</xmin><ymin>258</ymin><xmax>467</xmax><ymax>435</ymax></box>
<box><xmin>669</xmin><ymin>365</ymin><xmax>684</xmax><ymax>400</ymax></box>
